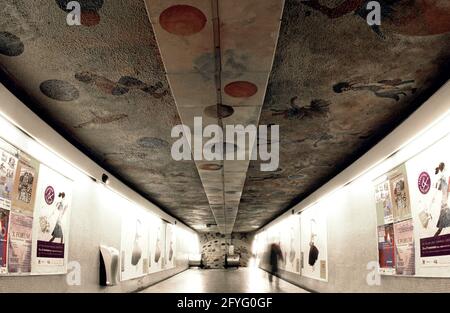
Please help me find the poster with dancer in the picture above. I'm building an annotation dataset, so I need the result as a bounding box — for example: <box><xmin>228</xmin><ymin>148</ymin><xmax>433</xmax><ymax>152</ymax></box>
<box><xmin>31</xmin><ymin>164</ymin><xmax>73</xmax><ymax>274</ymax></box>
<box><xmin>374</xmin><ymin>176</ymin><xmax>394</xmax><ymax>225</ymax></box>
<box><xmin>300</xmin><ymin>204</ymin><xmax>328</xmax><ymax>281</ymax></box>
<box><xmin>406</xmin><ymin>135</ymin><xmax>450</xmax><ymax>277</ymax></box>
<box><xmin>0</xmin><ymin>206</ymin><xmax>10</xmax><ymax>273</ymax></box>
<box><xmin>0</xmin><ymin>138</ymin><xmax>19</xmax><ymax>208</ymax></box>
<box><xmin>394</xmin><ymin>219</ymin><xmax>415</xmax><ymax>275</ymax></box>
<box><xmin>11</xmin><ymin>152</ymin><xmax>39</xmax><ymax>216</ymax></box>
<box><xmin>165</xmin><ymin>223</ymin><xmax>176</xmax><ymax>269</ymax></box>
<box><xmin>284</xmin><ymin>215</ymin><xmax>301</xmax><ymax>274</ymax></box>
<box><xmin>120</xmin><ymin>205</ymin><xmax>149</xmax><ymax>281</ymax></box>
<box><xmin>8</xmin><ymin>212</ymin><xmax>33</xmax><ymax>273</ymax></box>
<box><xmin>150</xmin><ymin>220</ymin><xmax>166</xmax><ymax>272</ymax></box>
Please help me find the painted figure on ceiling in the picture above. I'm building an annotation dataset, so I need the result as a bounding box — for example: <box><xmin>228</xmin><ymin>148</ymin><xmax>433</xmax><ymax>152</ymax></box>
<box><xmin>333</xmin><ymin>79</ymin><xmax>416</xmax><ymax>101</ymax></box>
<box><xmin>271</xmin><ymin>98</ymin><xmax>330</xmax><ymax>120</ymax></box>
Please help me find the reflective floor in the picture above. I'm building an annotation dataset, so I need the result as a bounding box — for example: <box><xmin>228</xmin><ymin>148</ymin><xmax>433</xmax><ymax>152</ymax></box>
<box><xmin>140</xmin><ymin>267</ymin><xmax>309</xmax><ymax>293</ymax></box>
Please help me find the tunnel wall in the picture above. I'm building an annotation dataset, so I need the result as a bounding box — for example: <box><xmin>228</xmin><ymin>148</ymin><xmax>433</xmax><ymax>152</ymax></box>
<box><xmin>258</xmin><ymin>82</ymin><xmax>450</xmax><ymax>292</ymax></box>
<box><xmin>200</xmin><ymin>232</ymin><xmax>253</xmax><ymax>268</ymax></box>
<box><xmin>0</xmin><ymin>85</ymin><xmax>198</xmax><ymax>293</ymax></box>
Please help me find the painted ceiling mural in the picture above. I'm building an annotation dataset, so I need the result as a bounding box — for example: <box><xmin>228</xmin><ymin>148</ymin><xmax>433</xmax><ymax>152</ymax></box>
<box><xmin>0</xmin><ymin>0</ymin><xmax>449</xmax><ymax>233</ymax></box>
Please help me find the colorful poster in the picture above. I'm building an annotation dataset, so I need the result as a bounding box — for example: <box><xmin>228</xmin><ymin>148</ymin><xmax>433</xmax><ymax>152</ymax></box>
<box><xmin>11</xmin><ymin>152</ymin><xmax>39</xmax><ymax>215</ymax></box>
<box><xmin>300</xmin><ymin>204</ymin><xmax>328</xmax><ymax>281</ymax></box>
<box><xmin>374</xmin><ymin>177</ymin><xmax>394</xmax><ymax>225</ymax></box>
<box><xmin>377</xmin><ymin>223</ymin><xmax>396</xmax><ymax>275</ymax></box>
<box><xmin>406</xmin><ymin>135</ymin><xmax>450</xmax><ymax>276</ymax></box>
<box><xmin>8</xmin><ymin>212</ymin><xmax>33</xmax><ymax>273</ymax></box>
<box><xmin>394</xmin><ymin>219</ymin><xmax>415</xmax><ymax>275</ymax></box>
<box><xmin>31</xmin><ymin>165</ymin><xmax>73</xmax><ymax>273</ymax></box>
<box><xmin>120</xmin><ymin>205</ymin><xmax>149</xmax><ymax>281</ymax></box>
<box><xmin>0</xmin><ymin>206</ymin><xmax>10</xmax><ymax>273</ymax></box>
<box><xmin>389</xmin><ymin>165</ymin><xmax>411</xmax><ymax>222</ymax></box>
<box><xmin>0</xmin><ymin>139</ymin><xmax>19</xmax><ymax>207</ymax></box>
<box><xmin>165</xmin><ymin>223</ymin><xmax>176</xmax><ymax>269</ymax></box>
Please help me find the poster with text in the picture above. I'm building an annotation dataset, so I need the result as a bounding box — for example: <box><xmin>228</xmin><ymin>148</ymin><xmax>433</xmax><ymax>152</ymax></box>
<box><xmin>374</xmin><ymin>176</ymin><xmax>394</xmax><ymax>225</ymax></box>
<box><xmin>165</xmin><ymin>223</ymin><xmax>176</xmax><ymax>269</ymax></box>
<box><xmin>0</xmin><ymin>206</ymin><xmax>10</xmax><ymax>273</ymax></box>
<box><xmin>31</xmin><ymin>164</ymin><xmax>73</xmax><ymax>274</ymax></box>
<box><xmin>0</xmin><ymin>139</ymin><xmax>19</xmax><ymax>208</ymax></box>
<box><xmin>11</xmin><ymin>152</ymin><xmax>39</xmax><ymax>216</ymax></box>
<box><xmin>8</xmin><ymin>212</ymin><xmax>33</xmax><ymax>273</ymax></box>
<box><xmin>300</xmin><ymin>204</ymin><xmax>328</xmax><ymax>281</ymax></box>
<box><xmin>120</xmin><ymin>206</ymin><xmax>149</xmax><ymax>281</ymax></box>
<box><xmin>284</xmin><ymin>215</ymin><xmax>301</xmax><ymax>274</ymax></box>
<box><xmin>406</xmin><ymin>134</ymin><xmax>450</xmax><ymax>277</ymax></box>
<box><xmin>393</xmin><ymin>219</ymin><xmax>415</xmax><ymax>275</ymax></box>
<box><xmin>389</xmin><ymin>164</ymin><xmax>411</xmax><ymax>223</ymax></box>
<box><xmin>377</xmin><ymin>223</ymin><xmax>396</xmax><ymax>275</ymax></box>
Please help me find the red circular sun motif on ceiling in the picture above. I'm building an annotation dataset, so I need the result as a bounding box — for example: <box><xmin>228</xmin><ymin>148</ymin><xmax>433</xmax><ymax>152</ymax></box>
<box><xmin>159</xmin><ymin>5</ymin><xmax>207</xmax><ymax>36</ymax></box>
<box><xmin>224</xmin><ymin>81</ymin><xmax>258</xmax><ymax>98</ymax></box>
<box><xmin>81</xmin><ymin>11</ymin><xmax>101</xmax><ymax>27</ymax></box>
<box><xmin>387</xmin><ymin>0</ymin><xmax>450</xmax><ymax>36</ymax></box>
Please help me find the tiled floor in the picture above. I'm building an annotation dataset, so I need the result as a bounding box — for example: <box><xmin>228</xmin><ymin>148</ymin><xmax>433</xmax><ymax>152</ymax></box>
<box><xmin>140</xmin><ymin>267</ymin><xmax>309</xmax><ymax>293</ymax></box>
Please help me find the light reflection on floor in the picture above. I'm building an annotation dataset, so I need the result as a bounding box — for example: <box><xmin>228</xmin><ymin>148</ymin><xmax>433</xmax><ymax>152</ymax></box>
<box><xmin>141</xmin><ymin>261</ymin><xmax>308</xmax><ymax>293</ymax></box>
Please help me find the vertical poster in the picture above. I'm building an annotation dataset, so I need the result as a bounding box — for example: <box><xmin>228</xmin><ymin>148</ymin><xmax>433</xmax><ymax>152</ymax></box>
<box><xmin>374</xmin><ymin>177</ymin><xmax>394</xmax><ymax>225</ymax></box>
<box><xmin>0</xmin><ymin>139</ymin><xmax>19</xmax><ymax>208</ymax></box>
<box><xmin>284</xmin><ymin>215</ymin><xmax>301</xmax><ymax>274</ymax></box>
<box><xmin>8</xmin><ymin>212</ymin><xmax>33</xmax><ymax>273</ymax></box>
<box><xmin>120</xmin><ymin>206</ymin><xmax>149</xmax><ymax>281</ymax></box>
<box><xmin>165</xmin><ymin>223</ymin><xmax>176</xmax><ymax>269</ymax></box>
<box><xmin>389</xmin><ymin>165</ymin><xmax>411</xmax><ymax>223</ymax></box>
<box><xmin>0</xmin><ymin>206</ymin><xmax>9</xmax><ymax>273</ymax></box>
<box><xmin>377</xmin><ymin>223</ymin><xmax>395</xmax><ymax>275</ymax></box>
<box><xmin>406</xmin><ymin>135</ymin><xmax>450</xmax><ymax>276</ymax></box>
<box><xmin>31</xmin><ymin>164</ymin><xmax>73</xmax><ymax>273</ymax></box>
<box><xmin>11</xmin><ymin>152</ymin><xmax>39</xmax><ymax>216</ymax></box>
<box><xmin>151</xmin><ymin>221</ymin><xmax>166</xmax><ymax>271</ymax></box>
<box><xmin>394</xmin><ymin>219</ymin><xmax>415</xmax><ymax>275</ymax></box>
<box><xmin>300</xmin><ymin>204</ymin><xmax>328</xmax><ymax>281</ymax></box>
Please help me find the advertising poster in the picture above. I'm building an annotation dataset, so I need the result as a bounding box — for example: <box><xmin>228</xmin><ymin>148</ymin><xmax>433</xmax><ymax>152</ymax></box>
<box><xmin>394</xmin><ymin>219</ymin><xmax>415</xmax><ymax>275</ymax></box>
<box><xmin>8</xmin><ymin>212</ymin><xmax>33</xmax><ymax>273</ymax></box>
<box><xmin>374</xmin><ymin>177</ymin><xmax>394</xmax><ymax>225</ymax></box>
<box><xmin>389</xmin><ymin>164</ymin><xmax>411</xmax><ymax>223</ymax></box>
<box><xmin>377</xmin><ymin>223</ymin><xmax>395</xmax><ymax>275</ymax></box>
<box><xmin>11</xmin><ymin>152</ymin><xmax>39</xmax><ymax>215</ymax></box>
<box><xmin>150</xmin><ymin>220</ymin><xmax>166</xmax><ymax>272</ymax></box>
<box><xmin>0</xmin><ymin>206</ymin><xmax>9</xmax><ymax>273</ymax></box>
<box><xmin>300</xmin><ymin>204</ymin><xmax>328</xmax><ymax>281</ymax></box>
<box><xmin>406</xmin><ymin>135</ymin><xmax>450</xmax><ymax>276</ymax></box>
<box><xmin>165</xmin><ymin>223</ymin><xmax>176</xmax><ymax>269</ymax></box>
<box><xmin>0</xmin><ymin>139</ymin><xmax>19</xmax><ymax>207</ymax></box>
<box><xmin>31</xmin><ymin>164</ymin><xmax>73</xmax><ymax>273</ymax></box>
<box><xmin>120</xmin><ymin>206</ymin><xmax>149</xmax><ymax>281</ymax></box>
<box><xmin>284</xmin><ymin>215</ymin><xmax>301</xmax><ymax>274</ymax></box>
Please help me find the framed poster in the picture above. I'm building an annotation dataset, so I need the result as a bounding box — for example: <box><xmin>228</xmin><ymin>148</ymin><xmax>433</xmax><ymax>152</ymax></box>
<box><xmin>0</xmin><ymin>206</ymin><xmax>10</xmax><ymax>273</ymax></box>
<box><xmin>374</xmin><ymin>176</ymin><xmax>394</xmax><ymax>225</ymax></box>
<box><xmin>11</xmin><ymin>152</ymin><xmax>39</xmax><ymax>216</ymax></box>
<box><xmin>31</xmin><ymin>164</ymin><xmax>73</xmax><ymax>274</ymax></box>
<box><xmin>120</xmin><ymin>206</ymin><xmax>149</xmax><ymax>281</ymax></box>
<box><xmin>8</xmin><ymin>212</ymin><xmax>33</xmax><ymax>274</ymax></box>
<box><xmin>0</xmin><ymin>138</ymin><xmax>19</xmax><ymax>209</ymax></box>
<box><xmin>150</xmin><ymin>220</ymin><xmax>166</xmax><ymax>272</ymax></box>
<box><xmin>165</xmin><ymin>223</ymin><xmax>176</xmax><ymax>269</ymax></box>
<box><xmin>406</xmin><ymin>134</ymin><xmax>450</xmax><ymax>276</ymax></box>
<box><xmin>377</xmin><ymin>223</ymin><xmax>396</xmax><ymax>275</ymax></box>
<box><xmin>393</xmin><ymin>219</ymin><xmax>415</xmax><ymax>275</ymax></box>
<box><xmin>284</xmin><ymin>215</ymin><xmax>301</xmax><ymax>274</ymax></box>
<box><xmin>300</xmin><ymin>204</ymin><xmax>328</xmax><ymax>281</ymax></box>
